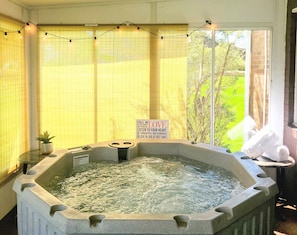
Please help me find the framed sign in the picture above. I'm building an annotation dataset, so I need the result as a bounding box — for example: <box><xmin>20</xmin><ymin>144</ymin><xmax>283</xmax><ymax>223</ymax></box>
<box><xmin>136</xmin><ymin>119</ymin><xmax>169</xmax><ymax>139</ymax></box>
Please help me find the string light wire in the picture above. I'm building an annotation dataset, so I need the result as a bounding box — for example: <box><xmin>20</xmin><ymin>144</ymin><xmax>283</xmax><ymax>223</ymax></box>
<box><xmin>0</xmin><ymin>20</ymin><xmax>212</xmax><ymax>41</ymax></box>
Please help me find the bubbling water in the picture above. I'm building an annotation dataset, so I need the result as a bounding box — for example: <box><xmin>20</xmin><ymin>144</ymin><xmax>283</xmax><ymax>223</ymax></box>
<box><xmin>45</xmin><ymin>155</ymin><xmax>246</xmax><ymax>214</ymax></box>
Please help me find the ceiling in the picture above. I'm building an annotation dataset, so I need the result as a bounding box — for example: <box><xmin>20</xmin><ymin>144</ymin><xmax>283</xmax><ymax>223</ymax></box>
<box><xmin>9</xmin><ymin>0</ymin><xmax>167</xmax><ymax>9</ymax></box>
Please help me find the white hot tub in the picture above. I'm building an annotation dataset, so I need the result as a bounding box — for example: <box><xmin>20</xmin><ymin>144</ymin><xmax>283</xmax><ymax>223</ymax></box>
<box><xmin>13</xmin><ymin>139</ymin><xmax>278</xmax><ymax>235</ymax></box>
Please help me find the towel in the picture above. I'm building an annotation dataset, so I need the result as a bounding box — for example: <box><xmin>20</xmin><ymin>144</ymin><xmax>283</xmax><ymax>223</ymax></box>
<box><xmin>241</xmin><ymin>125</ymin><xmax>280</xmax><ymax>159</ymax></box>
<box><xmin>263</xmin><ymin>144</ymin><xmax>289</xmax><ymax>162</ymax></box>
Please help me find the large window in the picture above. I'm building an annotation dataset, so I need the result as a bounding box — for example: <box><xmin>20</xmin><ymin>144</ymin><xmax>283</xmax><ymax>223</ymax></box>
<box><xmin>0</xmin><ymin>15</ymin><xmax>27</xmax><ymax>181</ymax></box>
<box><xmin>187</xmin><ymin>29</ymin><xmax>270</xmax><ymax>151</ymax></box>
<box><xmin>38</xmin><ymin>25</ymin><xmax>188</xmax><ymax>148</ymax></box>
<box><xmin>38</xmin><ymin>25</ymin><xmax>270</xmax><ymax>152</ymax></box>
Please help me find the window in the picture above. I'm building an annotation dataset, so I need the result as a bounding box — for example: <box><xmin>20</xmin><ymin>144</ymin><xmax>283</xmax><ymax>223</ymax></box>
<box><xmin>187</xmin><ymin>29</ymin><xmax>270</xmax><ymax>151</ymax></box>
<box><xmin>38</xmin><ymin>25</ymin><xmax>270</xmax><ymax>152</ymax></box>
<box><xmin>0</xmin><ymin>15</ymin><xmax>27</xmax><ymax>181</ymax></box>
<box><xmin>38</xmin><ymin>25</ymin><xmax>188</xmax><ymax>148</ymax></box>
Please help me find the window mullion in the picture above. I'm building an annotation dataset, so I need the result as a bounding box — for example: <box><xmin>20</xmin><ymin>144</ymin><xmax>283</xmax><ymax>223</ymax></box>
<box><xmin>93</xmin><ymin>29</ymin><xmax>98</xmax><ymax>143</ymax></box>
<box><xmin>149</xmin><ymin>32</ymin><xmax>160</xmax><ymax>119</ymax></box>
<box><xmin>210</xmin><ymin>29</ymin><xmax>215</xmax><ymax>145</ymax></box>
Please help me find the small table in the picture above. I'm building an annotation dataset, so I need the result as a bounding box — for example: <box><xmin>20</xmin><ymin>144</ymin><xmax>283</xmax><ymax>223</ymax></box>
<box><xmin>253</xmin><ymin>156</ymin><xmax>296</xmax><ymax>220</ymax></box>
<box><xmin>19</xmin><ymin>150</ymin><xmax>48</xmax><ymax>174</ymax></box>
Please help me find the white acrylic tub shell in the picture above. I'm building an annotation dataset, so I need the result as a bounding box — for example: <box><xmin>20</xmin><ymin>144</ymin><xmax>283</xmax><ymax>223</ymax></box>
<box><xmin>13</xmin><ymin>139</ymin><xmax>278</xmax><ymax>235</ymax></box>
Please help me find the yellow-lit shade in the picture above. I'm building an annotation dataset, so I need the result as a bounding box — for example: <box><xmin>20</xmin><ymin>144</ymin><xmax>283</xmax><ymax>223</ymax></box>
<box><xmin>0</xmin><ymin>15</ymin><xmax>28</xmax><ymax>181</ymax></box>
<box><xmin>38</xmin><ymin>25</ymin><xmax>188</xmax><ymax>148</ymax></box>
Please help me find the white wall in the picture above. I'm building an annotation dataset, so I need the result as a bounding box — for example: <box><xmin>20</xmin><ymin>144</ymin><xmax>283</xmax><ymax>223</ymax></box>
<box><xmin>30</xmin><ymin>0</ymin><xmax>275</xmax><ymax>25</ymax></box>
<box><xmin>0</xmin><ymin>0</ymin><xmax>287</xmax><ymax>219</ymax></box>
<box><xmin>0</xmin><ymin>0</ymin><xmax>28</xmax><ymax>21</ymax></box>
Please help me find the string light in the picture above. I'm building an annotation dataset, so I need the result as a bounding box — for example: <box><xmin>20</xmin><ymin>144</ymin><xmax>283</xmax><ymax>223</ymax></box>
<box><xmin>26</xmin><ymin>22</ymin><xmax>31</xmax><ymax>31</ymax></box>
<box><xmin>0</xmin><ymin>20</ymin><xmax>213</xmax><ymax>43</ymax></box>
<box><xmin>94</xmin><ymin>36</ymin><xmax>98</xmax><ymax>45</ymax></box>
<box><xmin>18</xmin><ymin>30</ymin><xmax>22</xmax><ymax>39</ymax></box>
<box><xmin>187</xmin><ymin>34</ymin><xmax>191</xmax><ymax>43</ymax></box>
<box><xmin>42</xmin><ymin>32</ymin><xmax>47</xmax><ymax>40</ymax></box>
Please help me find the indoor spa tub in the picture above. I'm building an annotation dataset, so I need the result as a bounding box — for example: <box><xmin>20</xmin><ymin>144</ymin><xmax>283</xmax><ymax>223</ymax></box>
<box><xmin>13</xmin><ymin>139</ymin><xmax>278</xmax><ymax>235</ymax></box>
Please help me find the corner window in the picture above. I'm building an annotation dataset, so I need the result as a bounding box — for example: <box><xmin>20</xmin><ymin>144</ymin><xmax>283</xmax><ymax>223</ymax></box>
<box><xmin>38</xmin><ymin>26</ymin><xmax>270</xmax><ymax>152</ymax></box>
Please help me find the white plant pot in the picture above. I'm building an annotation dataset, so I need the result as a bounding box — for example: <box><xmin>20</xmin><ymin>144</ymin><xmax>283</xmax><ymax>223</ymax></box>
<box><xmin>41</xmin><ymin>142</ymin><xmax>53</xmax><ymax>155</ymax></box>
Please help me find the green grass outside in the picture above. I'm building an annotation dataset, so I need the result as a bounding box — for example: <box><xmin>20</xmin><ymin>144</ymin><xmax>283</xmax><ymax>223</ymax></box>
<box><xmin>220</xmin><ymin>75</ymin><xmax>245</xmax><ymax>152</ymax></box>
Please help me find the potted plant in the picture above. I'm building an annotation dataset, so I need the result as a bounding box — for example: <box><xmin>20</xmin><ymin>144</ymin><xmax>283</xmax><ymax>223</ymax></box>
<box><xmin>36</xmin><ymin>131</ymin><xmax>55</xmax><ymax>154</ymax></box>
